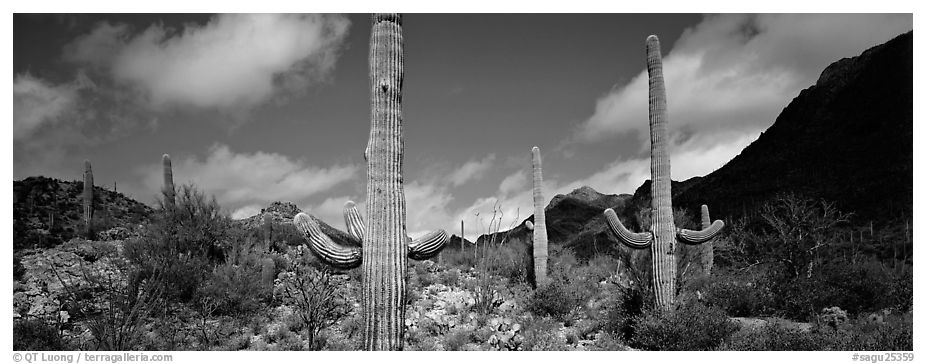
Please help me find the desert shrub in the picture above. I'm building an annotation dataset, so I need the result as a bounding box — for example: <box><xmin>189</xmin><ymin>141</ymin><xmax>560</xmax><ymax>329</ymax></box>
<box><xmin>14</xmin><ymin>254</ymin><xmax>25</xmax><ymax>282</ymax></box>
<box><xmin>888</xmin><ymin>269</ymin><xmax>912</xmax><ymax>313</ymax></box>
<box><xmin>766</xmin><ymin>257</ymin><xmax>896</xmax><ymax>321</ymax></box>
<box><xmin>13</xmin><ymin>319</ymin><xmax>67</xmax><ymax>350</ymax></box>
<box><xmin>521</xmin><ymin>317</ymin><xmax>566</xmax><ymax>351</ymax></box>
<box><xmin>722</xmin><ymin>315</ymin><xmax>912</xmax><ymax>351</ymax></box>
<box><xmin>602</xmin><ymin>257</ymin><xmax>656</xmax><ymax>340</ymax></box>
<box><xmin>274</xmin><ymin>246</ymin><xmax>351</xmax><ymax>350</ymax></box>
<box><xmin>77</xmin><ymin>258</ymin><xmax>166</xmax><ymax>350</ymax></box>
<box><xmin>629</xmin><ymin>302</ymin><xmax>738</xmax><ymax>351</ymax></box>
<box><xmin>721</xmin><ymin>322</ymin><xmax>822</xmax><ymax>350</ymax></box>
<box><xmin>481</xmin><ymin>243</ymin><xmax>531</xmax><ymax>284</ymax></box>
<box><xmin>123</xmin><ymin>185</ymin><xmax>231</xmax><ymax>303</ymax></box>
<box><xmin>444</xmin><ymin>329</ymin><xmax>476</xmax><ymax>351</ymax></box>
<box><xmin>704</xmin><ymin>274</ymin><xmax>771</xmax><ymax>317</ymax></box>
<box><xmin>442</xmin><ymin>247</ymin><xmax>476</xmax><ymax>269</ymax></box>
<box><xmin>588</xmin><ymin>332</ymin><xmax>628</xmax><ymax>351</ymax></box>
<box><xmin>526</xmin><ymin>280</ymin><xmax>579</xmax><ymax>320</ymax></box>
<box><xmin>411</xmin><ymin>260</ymin><xmax>438</xmax><ymax>287</ymax></box>
<box><xmin>439</xmin><ymin>268</ymin><xmax>460</xmax><ymax>286</ymax></box>
<box><xmin>198</xmin><ymin>237</ymin><xmax>274</xmax><ymax>315</ymax></box>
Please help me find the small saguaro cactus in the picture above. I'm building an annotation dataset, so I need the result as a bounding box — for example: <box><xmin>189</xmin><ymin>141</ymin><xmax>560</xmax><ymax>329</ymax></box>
<box><xmin>162</xmin><ymin>154</ymin><xmax>175</xmax><ymax>208</ymax></box>
<box><xmin>260</xmin><ymin>257</ymin><xmax>276</xmax><ymax>290</ymax></box>
<box><xmin>293</xmin><ymin>13</ymin><xmax>449</xmax><ymax>351</ymax></box>
<box><xmin>83</xmin><ymin>160</ymin><xmax>93</xmax><ymax>230</ymax></box>
<box><xmin>603</xmin><ymin>35</ymin><xmax>724</xmax><ymax>311</ymax></box>
<box><xmin>525</xmin><ymin>146</ymin><xmax>549</xmax><ymax>287</ymax></box>
<box><xmin>700</xmin><ymin>204</ymin><xmax>715</xmax><ymax>276</ymax></box>
<box><xmin>263</xmin><ymin>214</ymin><xmax>274</xmax><ymax>250</ymax></box>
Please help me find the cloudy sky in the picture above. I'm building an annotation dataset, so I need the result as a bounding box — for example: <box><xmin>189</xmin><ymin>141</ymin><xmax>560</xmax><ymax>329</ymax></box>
<box><xmin>13</xmin><ymin>13</ymin><xmax>912</xmax><ymax>239</ymax></box>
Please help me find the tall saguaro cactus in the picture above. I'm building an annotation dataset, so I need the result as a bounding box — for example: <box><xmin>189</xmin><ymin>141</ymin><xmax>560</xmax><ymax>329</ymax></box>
<box><xmin>526</xmin><ymin>146</ymin><xmax>549</xmax><ymax>287</ymax></box>
<box><xmin>604</xmin><ymin>35</ymin><xmax>724</xmax><ymax>311</ymax></box>
<box><xmin>83</xmin><ymin>160</ymin><xmax>93</xmax><ymax>232</ymax></box>
<box><xmin>293</xmin><ymin>14</ymin><xmax>448</xmax><ymax>351</ymax></box>
<box><xmin>162</xmin><ymin>154</ymin><xmax>175</xmax><ymax>208</ymax></box>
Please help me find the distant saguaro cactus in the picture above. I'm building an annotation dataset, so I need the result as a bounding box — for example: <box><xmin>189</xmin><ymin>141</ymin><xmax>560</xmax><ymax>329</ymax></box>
<box><xmin>263</xmin><ymin>214</ymin><xmax>274</xmax><ymax>250</ymax></box>
<box><xmin>700</xmin><ymin>204</ymin><xmax>715</xmax><ymax>276</ymax></box>
<box><xmin>260</xmin><ymin>257</ymin><xmax>275</xmax><ymax>290</ymax></box>
<box><xmin>604</xmin><ymin>35</ymin><xmax>724</xmax><ymax>311</ymax></box>
<box><xmin>293</xmin><ymin>13</ymin><xmax>448</xmax><ymax>351</ymax></box>
<box><xmin>83</xmin><ymin>160</ymin><xmax>94</xmax><ymax>232</ymax></box>
<box><xmin>528</xmin><ymin>146</ymin><xmax>549</xmax><ymax>287</ymax></box>
<box><xmin>162</xmin><ymin>154</ymin><xmax>175</xmax><ymax>208</ymax></box>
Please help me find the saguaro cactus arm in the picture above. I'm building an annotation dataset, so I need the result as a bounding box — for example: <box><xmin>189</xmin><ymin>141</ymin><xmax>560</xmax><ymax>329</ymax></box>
<box><xmin>677</xmin><ymin>220</ymin><xmax>725</xmax><ymax>244</ymax></box>
<box><xmin>604</xmin><ymin>208</ymin><xmax>653</xmax><ymax>249</ymax></box>
<box><xmin>408</xmin><ymin>230</ymin><xmax>449</xmax><ymax>260</ymax></box>
<box><xmin>342</xmin><ymin>201</ymin><xmax>365</xmax><ymax>245</ymax></box>
<box><xmin>297</xmin><ymin>200</ymin><xmax>448</xmax><ymax>264</ymax></box>
<box><xmin>294</xmin><ymin>212</ymin><xmax>362</xmax><ymax>269</ymax></box>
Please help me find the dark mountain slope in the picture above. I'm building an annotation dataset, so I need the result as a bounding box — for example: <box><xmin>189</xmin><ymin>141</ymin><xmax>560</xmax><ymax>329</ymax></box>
<box><xmin>668</xmin><ymin>31</ymin><xmax>913</xmax><ymax>222</ymax></box>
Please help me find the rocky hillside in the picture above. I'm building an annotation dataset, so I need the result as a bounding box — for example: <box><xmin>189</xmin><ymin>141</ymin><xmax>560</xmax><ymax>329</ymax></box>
<box><xmin>669</xmin><ymin>31</ymin><xmax>913</xmax><ymax>223</ymax></box>
<box><xmin>13</xmin><ymin>176</ymin><xmax>153</xmax><ymax>251</ymax></box>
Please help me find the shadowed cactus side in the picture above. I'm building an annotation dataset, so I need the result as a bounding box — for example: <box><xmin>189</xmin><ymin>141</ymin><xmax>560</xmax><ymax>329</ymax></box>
<box><xmin>162</xmin><ymin>154</ymin><xmax>175</xmax><ymax>208</ymax></box>
<box><xmin>292</xmin><ymin>13</ymin><xmax>448</xmax><ymax>351</ymax></box>
<box><xmin>260</xmin><ymin>257</ymin><xmax>275</xmax><ymax>290</ymax></box>
<box><xmin>82</xmin><ymin>160</ymin><xmax>93</xmax><ymax>233</ymax></box>
<box><xmin>604</xmin><ymin>35</ymin><xmax>724</xmax><ymax>311</ymax></box>
<box><xmin>525</xmin><ymin>146</ymin><xmax>549</xmax><ymax>287</ymax></box>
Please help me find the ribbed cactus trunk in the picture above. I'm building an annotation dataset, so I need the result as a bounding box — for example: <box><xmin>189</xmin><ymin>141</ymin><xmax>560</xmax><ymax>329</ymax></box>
<box><xmin>263</xmin><ymin>214</ymin><xmax>273</xmax><ymax>250</ymax></box>
<box><xmin>83</xmin><ymin>160</ymin><xmax>93</xmax><ymax>232</ymax></box>
<box><xmin>646</xmin><ymin>35</ymin><xmax>678</xmax><ymax>311</ymax></box>
<box><xmin>364</xmin><ymin>13</ymin><xmax>406</xmax><ymax>350</ymax></box>
<box><xmin>530</xmin><ymin>146</ymin><xmax>549</xmax><ymax>287</ymax></box>
<box><xmin>293</xmin><ymin>13</ymin><xmax>448</xmax><ymax>351</ymax></box>
<box><xmin>701</xmin><ymin>204</ymin><xmax>714</xmax><ymax>276</ymax></box>
<box><xmin>162</xmin><ymin>154</ymin><xmax>175</xmax><ymax>208</ymax></box>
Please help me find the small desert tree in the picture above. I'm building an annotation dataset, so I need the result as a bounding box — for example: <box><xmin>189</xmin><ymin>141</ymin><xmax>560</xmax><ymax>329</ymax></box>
<box><xmin>274</xmin><ymin>246</ymin><xmax>351</xmax><ymax>350</ymax></box>
<box><xmin>756</xmin><ymin>193</ymin><xmax>851</xmax><ymax>279</ymax></box>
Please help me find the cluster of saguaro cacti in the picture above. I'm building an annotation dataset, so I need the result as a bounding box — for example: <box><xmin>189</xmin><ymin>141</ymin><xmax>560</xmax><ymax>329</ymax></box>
<box><xmin>524</xmin><ymin>146</ymin><xmax>549</xmax><ymax>287</ymax></box>
<box><xmin>293</xmin><ymin>13</ymin><xmax>448</xmax><ymax>351</ymax></box>
<box><xmin>604</xmin><ymin>35</ymin><xmax>724</xmax><ymax>311</ymax></box>
<box><xmin>162</xmin><ymin>154</ymin><xmax>175</xmax><ymax>208</ymax></box>
<box><xmin>83</xmin><ymin>160</ymin><xmax>93</xmax><ymax>231</ymax></box>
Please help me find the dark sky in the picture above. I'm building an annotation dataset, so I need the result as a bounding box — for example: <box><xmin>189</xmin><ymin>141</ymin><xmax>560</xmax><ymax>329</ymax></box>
<box><xmin>13</xmin><ymin>13</ymin><xmax>912</xmax><ymax>238</ymax></box>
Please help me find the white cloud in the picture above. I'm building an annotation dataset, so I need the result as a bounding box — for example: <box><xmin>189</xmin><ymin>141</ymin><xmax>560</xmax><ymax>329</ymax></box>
<box><xmin>447</xmin><ymin>154</ymin><xmax>496</xmax><ymax>186</ymax></box>
<box><xmin>138</xmin><ymin>143</ymin><xmax>358</xmax><ymax>212</ymax></box>
<box><xmin>574</xmin><ymin>14</ymin><xmax>912</xmax><ymax>144</ymax></box>
<box><xmin>13</xmin><ymin>74</ymin><xmax>88</xmax><ymax>140</ymax></box>
<box><xmin>66</xmin><ymin>14</ymin><xmax>350</xmax><ymax>112</ymax></box>
<box><xmin>498</xmin><ymin>170</ymin><xmax>528</xmax><ymax>196</ymax></box>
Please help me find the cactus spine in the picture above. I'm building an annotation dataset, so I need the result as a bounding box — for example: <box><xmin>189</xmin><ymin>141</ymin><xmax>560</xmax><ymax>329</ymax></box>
<box><xmin>530</xmin><ymin>146</ymin><xmax>549</xmax><ymax>287</ymax></box>
<box><xmin>603</xmin><ymin>35</ymin><xmax>725</xmax><ymax>311</ymax></box>
<box><xmin>162</xmin><ymin>154</ymin><xmax>175</xmax><ymax>208</ymax></box>
<box><xmin>82</xmin><ymin>160</ymin><xmax>93</xmax><ymax>232</ymax></box>
<box><xmin>293</xmin><ymin>14</ymin><xmax>448</xmax><ymax>350</ymax></box>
